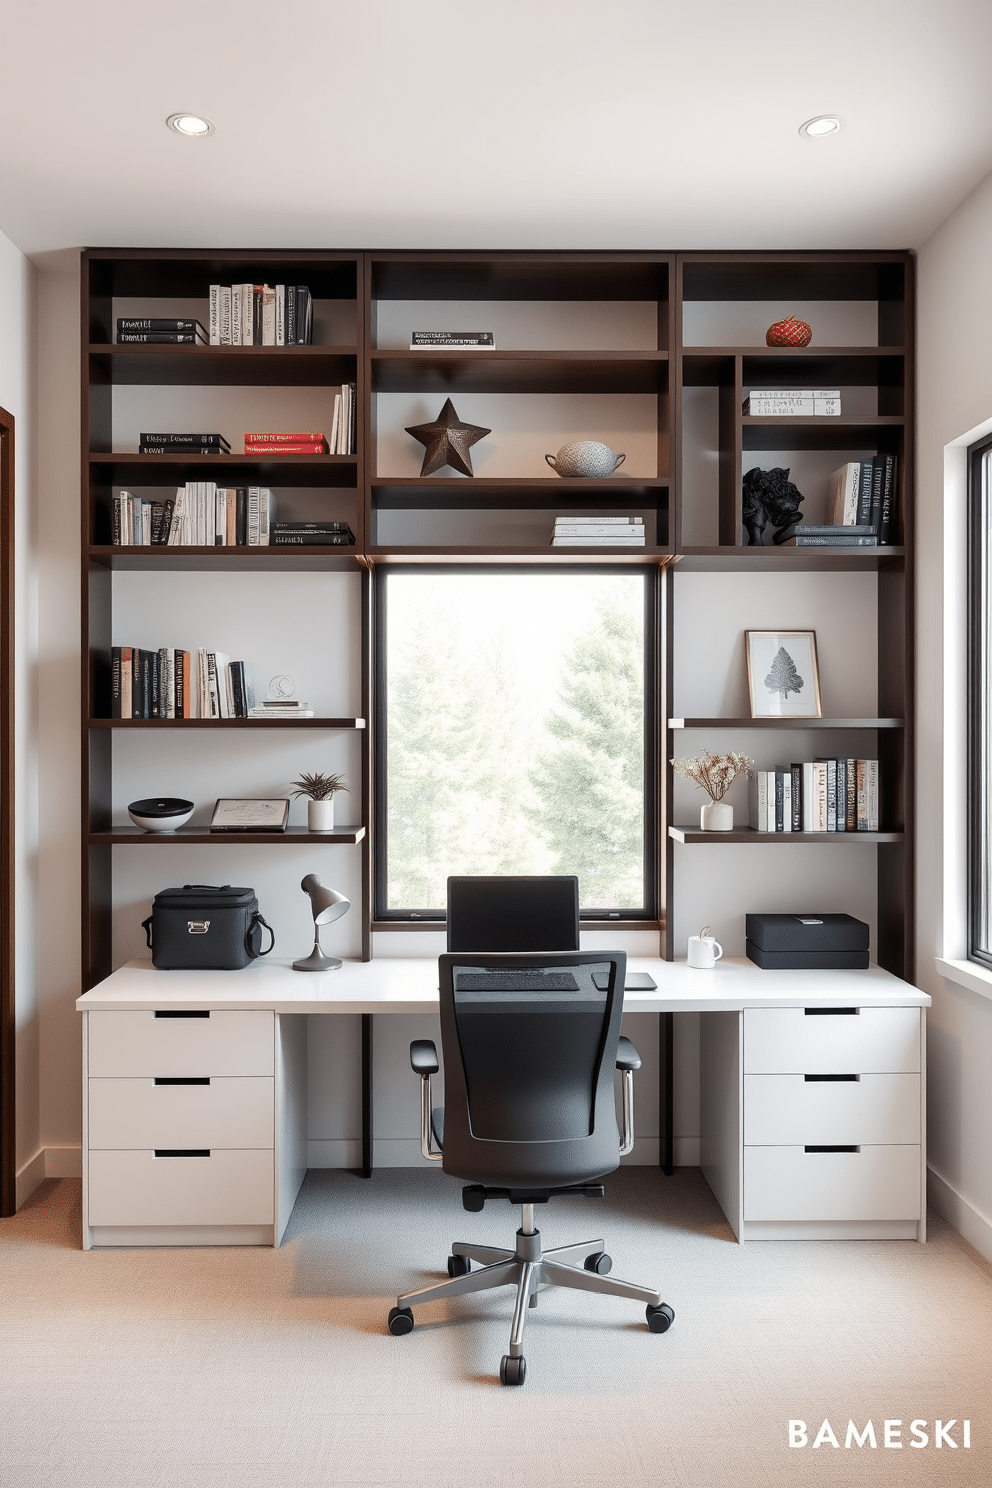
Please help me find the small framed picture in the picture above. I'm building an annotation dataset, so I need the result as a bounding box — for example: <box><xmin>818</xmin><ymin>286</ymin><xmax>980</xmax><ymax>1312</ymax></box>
<box><xmin>745</xmin><ymin>631</ymin><xmax>822</xmax><ymax>718</ymax></box>
<box><xmin>209</xmin><ymin>798</ymin><xmax>290</xmax><ymax>833</ymax></box>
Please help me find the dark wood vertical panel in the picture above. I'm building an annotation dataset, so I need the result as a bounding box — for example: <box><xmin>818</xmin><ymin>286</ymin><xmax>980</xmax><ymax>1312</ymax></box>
<box><xmin>718</xmin><ymin>358</ymin><xmax>742</xmax><ymax>546</ymax></box>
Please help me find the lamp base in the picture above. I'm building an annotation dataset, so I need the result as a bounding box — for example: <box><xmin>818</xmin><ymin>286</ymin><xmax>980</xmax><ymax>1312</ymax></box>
<box><xmin>292</xmin><ymin>947</ymin><xmax>342</xmax><ymax>973</ymax></box>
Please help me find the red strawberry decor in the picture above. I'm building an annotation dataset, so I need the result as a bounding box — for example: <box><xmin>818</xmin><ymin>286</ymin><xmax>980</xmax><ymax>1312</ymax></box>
<box><xmin>766</xmin><ymin>315</ymin><xmax>812</xmax><ymax>347</ymax></box>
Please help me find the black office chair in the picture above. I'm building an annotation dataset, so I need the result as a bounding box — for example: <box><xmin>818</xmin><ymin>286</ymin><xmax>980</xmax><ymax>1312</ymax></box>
<box><xmin>386</xmin><ymin>950</ymin><xmax>675</xmax><ymax>1385</ymax></box>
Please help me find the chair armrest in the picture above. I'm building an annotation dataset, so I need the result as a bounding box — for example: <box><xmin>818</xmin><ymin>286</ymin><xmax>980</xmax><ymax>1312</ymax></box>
<box><xmin>616</xmin><ymin>1036</ymin><xmax>641</xmax><ymax>1072</ymax></box>
<box><xmin>410</xmin><ymin>1040</ymin><xmax>439</xmax><ymax>1076</ymax></box>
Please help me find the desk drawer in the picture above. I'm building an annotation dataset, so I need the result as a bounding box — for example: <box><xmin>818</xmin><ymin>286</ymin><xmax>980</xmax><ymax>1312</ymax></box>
<box><xmin>88</xmin><ymin>1077</ymin><xmax>274</xmax><ymax>1150</ymax></box>
<box><xmin>744</xmin><ymin>1007</ymin><xmax>920</xmax><ymax>1074</ymax></box>
<box><xmin>743</xmin><ymin>1145</ymin><xmax>921</xmax><ymax>1222</ymax></box>
<box><xmin>744</xmin><ymin>1074</ymin><xmax>920</xmax><ymax>1147</ymax></box>
<box><xmin>88</xmin><ymin>1149</ymin><xmax>274</xmax><ymax>1226</ymax></box>
<box><xmin>88</xmin><ymin>1010</ymin><xmax>274</xmax><ymax>1078</ymax></box>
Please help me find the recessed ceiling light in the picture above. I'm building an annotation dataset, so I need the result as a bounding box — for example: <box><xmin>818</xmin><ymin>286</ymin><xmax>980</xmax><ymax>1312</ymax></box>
<box><xmin>799</xmin><ymin>115</ymin><xmax>843</xmax><ymax>140</ymax></box>
<box><xmin>166</xmin><ymin>113</ymin><xmax>214</xmax><ymax>138</ymax></box>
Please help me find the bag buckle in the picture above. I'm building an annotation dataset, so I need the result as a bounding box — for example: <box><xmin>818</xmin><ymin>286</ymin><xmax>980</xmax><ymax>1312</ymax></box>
<box><xmin>187</xmin><ymin>920</ymin><xmax>211</xmax><ymax>935</ymax></box>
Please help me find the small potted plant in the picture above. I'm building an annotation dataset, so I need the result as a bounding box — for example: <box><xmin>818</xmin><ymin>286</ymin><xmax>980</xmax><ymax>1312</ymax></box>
<box><xmin>671</xmin><ymin>750</ymin><xmax>753</xmax><ymax>832</ymax></box>
<box><xmin>291</xmin><ymin>771</ymin><xmax>348</xmax><ymax>833</ymax></box>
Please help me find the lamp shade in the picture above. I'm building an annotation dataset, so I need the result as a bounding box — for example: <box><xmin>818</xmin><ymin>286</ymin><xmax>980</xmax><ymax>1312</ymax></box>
<box><xmin>301</xmin><ymin>873</ymin><xmax>350</xmax><ymax>924</ymax></box>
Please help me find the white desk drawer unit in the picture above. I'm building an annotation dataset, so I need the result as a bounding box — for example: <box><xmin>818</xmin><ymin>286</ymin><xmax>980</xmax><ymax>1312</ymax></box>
<box><xmin>83</xmin><ymin>1009</ymin><xmax>280</xmax><ymax>1247</ymax></box>
<box><xmin>741</xmin><ymin>1006</ymin><xmax>923</xmax><ymax>1237</ymax></box>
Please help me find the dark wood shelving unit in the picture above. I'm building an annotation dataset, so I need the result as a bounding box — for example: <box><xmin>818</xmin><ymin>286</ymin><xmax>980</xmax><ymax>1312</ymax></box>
<box><xmin>81</xmin><ymin>247</ymin><xmax>915</xmax><ymax>997</ymax></box>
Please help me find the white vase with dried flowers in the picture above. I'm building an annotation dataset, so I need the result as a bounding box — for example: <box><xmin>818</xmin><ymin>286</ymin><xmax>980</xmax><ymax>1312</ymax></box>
<box><xmin>670</xmin><ymin>750</ymin><xmax>753</xmax><ymax>832</ymax></box>
<box><xmin>291</xmin><ymin>771</ymin><xmax>349</xmax><ymax>833</ymax></box>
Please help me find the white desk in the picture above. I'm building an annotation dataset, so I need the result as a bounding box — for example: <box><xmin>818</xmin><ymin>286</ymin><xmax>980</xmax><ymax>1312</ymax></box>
<box><xmin>77</xmin><ymin>957</ymin><xmax>930</xmax><ymax>1249</ymax></box>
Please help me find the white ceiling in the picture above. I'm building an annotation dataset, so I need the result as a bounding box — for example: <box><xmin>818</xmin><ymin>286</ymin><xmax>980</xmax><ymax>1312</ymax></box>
<box><xmin>2</xmin><ymin>0</ymin><xmax>991</xmax><ymax>260</ymax></box>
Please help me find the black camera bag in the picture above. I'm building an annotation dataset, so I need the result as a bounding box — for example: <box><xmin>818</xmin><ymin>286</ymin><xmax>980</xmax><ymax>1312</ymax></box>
<box><xmin>142</xmin><ymin>884</ymin><xmax>275</xmax><ymax>970</ymax></box>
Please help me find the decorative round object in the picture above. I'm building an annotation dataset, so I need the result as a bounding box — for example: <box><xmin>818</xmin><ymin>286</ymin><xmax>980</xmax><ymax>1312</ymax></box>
<box><xmin>545</xmin><ymin>441</ymin><xmax>626</xmax><ymax>479</ymax></box>
<box><xmin>700</xmin><ymin>801</ymin><xmax>733</xmax><ymax>832</ymax></box>
<box><xmin>765</xmin><ymin>316</ymin><xmax>812</xmax><ymax>347</ymax></box>
<box><xmin>127</xmin><ymin>797</ymin><xmax>194</xmax><ymax>833</ymax></box>
<box><xmin>269</xmin><ymin>675</ymin><xmax>295</xmax><ymax>700</ymax></box>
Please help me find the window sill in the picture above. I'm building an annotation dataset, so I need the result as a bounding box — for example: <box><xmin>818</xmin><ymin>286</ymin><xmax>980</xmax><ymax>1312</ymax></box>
<box><xmin>935</xmin><ymin>957</ymin><xmax>992</xmax><ymax>1003</ymax></box>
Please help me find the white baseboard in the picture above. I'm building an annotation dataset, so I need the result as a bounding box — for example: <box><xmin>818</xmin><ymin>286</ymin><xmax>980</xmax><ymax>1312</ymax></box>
<box><xmin>928</xmin><ymin>1164</ymin><xmax>992</xmax><ymax>1266</ymax></box>
<box><xmin>15</xmin><ymin>1149</ymin><xmax>46</xmax><ymax>1208</ymax></box>
<box><xmin>14</xmin><ymin>1144</ymin><xmax>82</xmax><ymax>1208</ymax></box>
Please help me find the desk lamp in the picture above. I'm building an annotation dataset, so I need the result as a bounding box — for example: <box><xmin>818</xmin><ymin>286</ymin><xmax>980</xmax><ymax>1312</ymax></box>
<box><xmin>293</xmin><ymin>874</ymin><xmax>350</xmax><ymax>971</ymax></box>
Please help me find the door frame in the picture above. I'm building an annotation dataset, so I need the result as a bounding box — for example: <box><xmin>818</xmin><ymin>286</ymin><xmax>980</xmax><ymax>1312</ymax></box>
<box><xmin>0</xmin><ymin>404</ymin><xmax>14</xmax><ymax>1215</ymax></box>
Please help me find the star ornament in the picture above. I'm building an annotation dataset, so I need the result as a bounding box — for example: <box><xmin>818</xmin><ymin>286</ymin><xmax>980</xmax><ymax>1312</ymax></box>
<box><xmin>405</xmin><ymin>398</ymin><xmax>491</xmax><ymax>478</ymax></box>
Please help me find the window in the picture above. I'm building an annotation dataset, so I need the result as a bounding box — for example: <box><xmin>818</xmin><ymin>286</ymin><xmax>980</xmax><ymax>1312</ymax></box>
<box><xmin>375</xmin><ymin>567</ymin><xmax>657</xmax><ymax>922</ymax></box>
<box><xmin>969</xmin><ymin>434</ymin><xmax>992</xmax><ymax>967</ymax></box>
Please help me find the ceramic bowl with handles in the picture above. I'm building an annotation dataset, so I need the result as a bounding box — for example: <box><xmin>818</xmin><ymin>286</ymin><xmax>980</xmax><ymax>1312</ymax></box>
<box><xmin>545</xmin><ymin>441</ymin><xmax>626</xmax><ymax>479</ymax></box>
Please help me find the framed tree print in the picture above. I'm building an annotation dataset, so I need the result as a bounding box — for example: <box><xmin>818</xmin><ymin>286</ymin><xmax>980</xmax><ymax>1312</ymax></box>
<box><xmin>746</xmin><ymin>630</ymin><xmax>822</xmax><ymax>718</ymax></box>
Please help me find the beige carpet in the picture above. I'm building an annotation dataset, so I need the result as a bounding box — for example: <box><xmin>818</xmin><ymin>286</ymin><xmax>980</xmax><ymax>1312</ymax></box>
<box><xmin>1</xmin><ymin>1168</ymin><xmax>990</xmax><ymax>1487</ymax></box>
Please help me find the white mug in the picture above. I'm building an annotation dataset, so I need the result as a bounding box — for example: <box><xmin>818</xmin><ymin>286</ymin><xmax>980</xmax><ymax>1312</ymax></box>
<box><xmin>687</xmin><ymin>926</ymin><xmax>723</xmax><ymax>969</ymax></box>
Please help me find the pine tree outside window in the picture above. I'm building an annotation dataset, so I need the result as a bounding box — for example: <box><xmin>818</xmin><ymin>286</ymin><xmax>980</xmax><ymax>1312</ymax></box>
<box><xmin>374</xmin><ymin>567</ymin><xmax>656</xmax><ymax>921</ymax></box>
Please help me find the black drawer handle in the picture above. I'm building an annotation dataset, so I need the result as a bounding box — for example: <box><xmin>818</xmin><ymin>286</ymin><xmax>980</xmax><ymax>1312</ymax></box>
<box><xmin>153</xmin><ymin>1149</ymin><xmax>210</xmax><ymax>1158</ymax></box>
<box><xmin>804</xmin><ymin>1007</ymin><xmax>859</xmax><ymax>1016</ymax></box>
<box><xmin>804</xmin><ymin>1145</ymin><xmax>859</xmax><ymax>1154</ymax></box>
<box><xmin>804</xmin><ymin>1074</ymin><xmax>859</xmax><ymax>1082</ymax></box>
<box><xmin>154</xmin><ymin>1077</ymin><xmax>210</xmax><ymax>1086</ymax></box>
<box><xmin>154</xmin><ymin>1010</ymin><xmax>210</xmax><ymax>1019</ymax></box>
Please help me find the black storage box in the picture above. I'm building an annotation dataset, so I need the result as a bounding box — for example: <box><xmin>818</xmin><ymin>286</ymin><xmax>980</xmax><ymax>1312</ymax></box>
<box><xmin>745</xmin><ymin>913</ymin><xmax>869</xmax><ymax>970</ymax></box>
<box><xmin>142</xmin><ymin>884</ymin><xmax>274</xmax><ymax>970</ymax></box>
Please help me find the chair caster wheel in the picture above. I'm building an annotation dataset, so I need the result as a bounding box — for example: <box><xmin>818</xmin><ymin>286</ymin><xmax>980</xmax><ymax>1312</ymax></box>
<box><xmin>387</xmin><ymin>1306</ymin><xmax>414</xmax><ymax>1336</ymax></box>
<box><xmin>584</xmin><ymin>1251</ymin><xmax>612</xmax><ymax>1275</ymax></box>
<box><xmin>500</xmin><ymin>1354</ymin><xmax>526</xmax><ymax>1386</ymax></box>
<box><xmin>447</xmin><ymin>1254</ymin><xmax>471</xmax><ymax>1278</ymax></box>
<box><xmin>646</xmin><ymin>1303</ymin><xmax>675</xmax><ymax>1334</ymax></box>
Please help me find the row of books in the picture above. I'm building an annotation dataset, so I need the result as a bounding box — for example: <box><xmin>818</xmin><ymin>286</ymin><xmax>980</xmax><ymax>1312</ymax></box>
<box><xmin>747</xmin><ymin>760</ymin><xmax>881</xmax><ymax>833</ymax></box>
<box><xmin>409</xmin><ymin>331</ymin><xmax>496</xmax><ymax>350</ymax></box>
<box><xmin>138</xmin><ymin>432</ymin><xmax>229</xmax><ymax>455</ymax></box>
<box><xmin>111</xmin><ymin>647</ymin><xmax>318</xmax><ymax>720</ymax></box>
<box><xmin>825</xmin><ymin>457</ymin><xmax>899</xmax><ymax>544</ymax></box>
<box><xmin>208</xmin><ymin>285</ymin><xmax>313</xmax><ymax>346</ymax></box>
<box><xmin>112</xmin><ymin>485</ymin><xmax>355</xmax><ymax>548</ymax></box>
<box><xmin>117</xmin><ymin>318</ymin><xmax>207</xmax><ymax>345</ymax></box>
<box><xmin>742</xmin><ymin>389</ymin><xmax>841</xmax><ymax>417</ymax></box>
<box><xmin>551</xmin><ymin>515</ymin><xmax>646</xmax><ymax>548</ymax></box>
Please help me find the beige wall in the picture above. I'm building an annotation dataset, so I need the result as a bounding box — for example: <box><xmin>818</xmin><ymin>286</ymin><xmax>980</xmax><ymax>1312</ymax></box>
<box><xmin>917</xmin><ymin>167</ymin><xmax>992</xmax><ymax>1260</ymax></box>
<box><xmin>0</xmin><ymin>226</ymin><xmax>39</xmax><ymax>1194</ymax></box>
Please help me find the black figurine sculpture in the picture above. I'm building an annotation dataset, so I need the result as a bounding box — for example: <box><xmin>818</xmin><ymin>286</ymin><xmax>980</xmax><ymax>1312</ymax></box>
<box><xmin>741</xmin><ymin>466</ymin><xmax>805</xmax><ymax>545</ymax></box>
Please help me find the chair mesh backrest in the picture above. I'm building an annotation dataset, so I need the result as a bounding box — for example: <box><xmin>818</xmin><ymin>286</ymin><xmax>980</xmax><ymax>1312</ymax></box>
<box><xmin>437</xmin><ymin>951</ymin><xmax>626</xmax><ymax>1187</ymax></box>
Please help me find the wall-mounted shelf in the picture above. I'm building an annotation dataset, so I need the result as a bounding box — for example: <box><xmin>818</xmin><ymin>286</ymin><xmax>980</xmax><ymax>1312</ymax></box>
<box><xmin>669</xmin><ymin>826</ymin><xmax>903</xmax><ymax>846</ymax></box>
<box><xmin>370</xmin><ymin>350</ymin><xmax>669</xmax><ymax>395</ymax></box>
<box><xmin>88</xmin><ymin>344</ymin><xmax>359</xmax><ymax>388</ymax></box>
<box><xmin>92</xmin><ymin>825</ymin><xmax>367</xmax><ymax>846</ymax></box>
<box><xmin>87</xmin><ymin>546</ymin><xmax>362</xmax><ymax>573</ymax></box>
<box><xmin>669</xmin><ymin>717</ymin><xmax>904</xmax><ymax>730</ymax></box>
<box><xmin>89</xmin><ymin>717</ymin><xmax>365</xmax><ymax>730</ymax></box>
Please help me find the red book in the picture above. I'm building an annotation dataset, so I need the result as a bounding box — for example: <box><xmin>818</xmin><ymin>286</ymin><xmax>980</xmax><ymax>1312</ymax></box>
<box><xmin>242</xmin><ymin>443</ymin><xmax>328</xmax><ymax>456</ymax></box>
<box><xmin>244</xmin><ymin>432</ymin><xmax>325</xmax><ymax>444</ymax></box>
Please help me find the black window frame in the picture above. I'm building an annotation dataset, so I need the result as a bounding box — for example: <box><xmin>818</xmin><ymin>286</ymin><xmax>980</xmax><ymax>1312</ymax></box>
<box><xmin>968</xmin><ymin>433</ymin><xmax>992</xmax><ymax>968</ymax></box>
<box><xmin>372</xmin><ymin>562</ymin><xmax>660</xmax><ymax>927</ymax></box>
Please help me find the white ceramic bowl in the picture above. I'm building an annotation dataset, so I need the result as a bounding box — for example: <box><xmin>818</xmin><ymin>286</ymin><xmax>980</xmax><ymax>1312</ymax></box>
<box><xmin>127</xmin><ymin>797</ymin><xmax>194</xmax><ymax>833</ymax></box>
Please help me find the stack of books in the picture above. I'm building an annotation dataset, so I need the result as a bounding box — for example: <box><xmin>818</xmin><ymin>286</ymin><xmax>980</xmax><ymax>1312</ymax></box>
<box><xmin>271</xmin><ymin>522</ymin><xmax>354</xmax><ymax>547</ymax></box>
<box><xmin>778</xmin><ymin>456</ymin><xmax>900</xmax><ymax>548</ymax></box>
<box><xmin>748</xmin><ymin>759</ymin><xmax>880</xmax><ymax>832</ymax></box>
<box><xmin>113</xmin><ymin>484</ymin><xmax>273</xmax><ymax>546</ymax></box>
<box><xmin>409</xmin><ymin>331</ymin><xmax>496</xmax><ymax>350</ymax></box>
<box><xmin>139</xmin><ymin>432</ymin><xmax>230</xmax><ymax>455</ymax></box>
<box><xmin>742</xmin><ymin>389</ymin><xmax>841</xmax><ymax>416</ymax></box>
<box><xmin>247</xmin><ymin>698</ymin><xmax>314</xmax><ymax>719</ymax></box>
<box><xmin>329</xmin><ymin>383</ymin><xmax>357</xmax><ymax>454</ymax></box>
<box><xmin>110</xmin><ymin>648</ymin><xmax>256</xmax><ymax>719</ymax></box>
<box><xmin>244</xmin><ymin>431</ymin><xmax>328</xmax><ymax>456</ymax></box>
<box><xmin>116</xmin><ymin>318</ymin><xmax>207</xmax><ymax>345</ymax></box>
<box><xmin>551</xmin><ymin>515</ymin><xmax>646</xmax><ymax>547</ymax></box>
<box><xmin>208</xmin><ymin>284</ymin><xmax>313</xmax><ymax>346</ymax></box>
